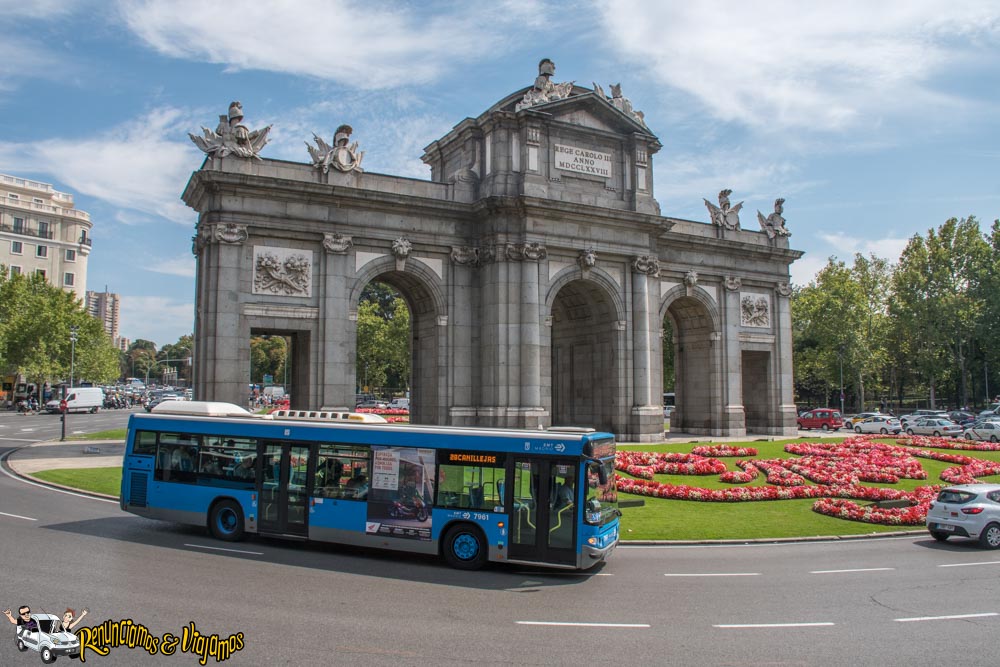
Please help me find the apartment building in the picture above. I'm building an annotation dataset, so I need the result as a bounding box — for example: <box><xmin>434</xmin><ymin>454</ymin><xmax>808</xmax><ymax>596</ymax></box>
<box><xmin>86</xmin><ymin>287</ymin><xmax>121</xmax><ymax>343</ymax></box>
<box><xmin>0</xmin><ymin>172</ymin><xmax>92</xmax><ymax>299</ymax></box>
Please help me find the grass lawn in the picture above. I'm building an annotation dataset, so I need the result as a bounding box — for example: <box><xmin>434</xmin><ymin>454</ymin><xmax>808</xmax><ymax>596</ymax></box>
<box><xmin>31</xmin><ymin>467</ymin><xmax>121</xmax><ymax>497</ymax></box>
<box><xmin>617</xmin><ymin>436</ymin><xmax>1000</xmax><ymax>540</ymax></box>
<box><xmin>72</xmin><ymin>428</ymin><xmax>127</xmax><ymax>441</ymax></box>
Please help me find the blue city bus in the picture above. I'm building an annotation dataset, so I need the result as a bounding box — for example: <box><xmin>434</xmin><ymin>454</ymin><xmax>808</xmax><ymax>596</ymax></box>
<box><xmin>120</xmin><ymin>402</ymin><xmax>619</xmax><ymax>570</ymax></box>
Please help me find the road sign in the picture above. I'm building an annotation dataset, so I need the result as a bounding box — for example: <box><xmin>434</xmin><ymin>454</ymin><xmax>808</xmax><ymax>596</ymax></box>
<box><xmin>59</xmin><ymin>399</ymin><xmax>67</xmax><ymax>412</ymax></box>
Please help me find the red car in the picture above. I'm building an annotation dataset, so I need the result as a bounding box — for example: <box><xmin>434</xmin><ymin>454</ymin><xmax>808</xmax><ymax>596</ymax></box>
<box><xmin>797</xmin><ymin>408</ymin><xmax>843</xmax><ymax>431</ymax></box>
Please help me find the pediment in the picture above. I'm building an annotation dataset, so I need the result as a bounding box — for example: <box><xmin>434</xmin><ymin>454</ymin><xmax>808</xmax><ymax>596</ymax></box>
<box><xmin>492</xmin><ymin>85</ymin><xmax>657</xmax><ymax>140</ymax></box>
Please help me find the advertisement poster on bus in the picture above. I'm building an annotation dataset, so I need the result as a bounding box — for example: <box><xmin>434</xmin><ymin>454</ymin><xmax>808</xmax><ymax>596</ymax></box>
<box><xmin>366</xmin><ymin>446</ymin><xmax>436</xmax><ymax>541</ymax></box>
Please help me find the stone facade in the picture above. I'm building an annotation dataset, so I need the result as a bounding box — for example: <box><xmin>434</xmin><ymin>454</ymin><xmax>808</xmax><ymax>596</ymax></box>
<box><xmin>184</xmin><ymin>68</ymin><xmax>802</xmax><ymax>441</ymax></box>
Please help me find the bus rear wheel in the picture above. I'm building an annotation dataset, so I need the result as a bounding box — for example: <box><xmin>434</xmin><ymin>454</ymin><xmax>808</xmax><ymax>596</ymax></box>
<box><xmin>209</xmin><ymin>499</ymin><xmax>245</xmax><ymax>542</ymax></box>
<box><xmin>442</xmin><ymin>524</ymin><xmax>487</xmax><ymax>570</ymax></box>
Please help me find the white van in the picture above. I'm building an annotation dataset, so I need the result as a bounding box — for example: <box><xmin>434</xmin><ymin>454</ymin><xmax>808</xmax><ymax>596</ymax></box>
<box><xmin>388</xmin><ymin>397</ymin><xmax>410</xmax><ymax>411</ymax></box>
<box><xmin>45</xmin><ymin>387</ymin><xmax>104</xmax><ymax>414</ymax></box>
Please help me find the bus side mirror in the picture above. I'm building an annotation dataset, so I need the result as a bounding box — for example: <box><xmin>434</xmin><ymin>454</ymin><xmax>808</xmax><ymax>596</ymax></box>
<box><xmin>591</xmin><ymin>460</ymin><xmax>608</xmax><ymax>485</ymax></box>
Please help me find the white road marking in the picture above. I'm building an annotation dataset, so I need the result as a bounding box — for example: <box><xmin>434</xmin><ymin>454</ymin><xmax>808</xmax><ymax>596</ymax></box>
<box><xmin>517</xmin><ymin>621</ymin><xmax>650</xmax><ymax>628</ymax></box>
<box><xmin>665</xmin><ymin>572</ymin><xmax>760</xmax><ymax>577</ymax></box>
<box><xmin>895</xmin><ymin>613</ymin><xmax>998</xmax><ymax>623</ymax></box>
<box><xmin>939</xmin><ymin>561</ymin><xmax>1000</xmax><ymax>568</ymax></box>
<box><xmin>619</xmin><ymin>535</ymin><xmax>921</xmax><ymax>549</ymax></box>
<box><xmin>516</xmin><ymin>571</ymin><xmax>613</xmax><ymax>576</ymax></box>
<box><xmin>0</xmin><ymin>511</ymin><xmax>37</xmax><ymax>521</ymax></box>
<box><xmin>810</xmin><ymin>567</ymin><xmax>895</xmax><ymax>574</ymax></box>
<box><xmin>19</xmin><ymin>428</ymin><xmax>35</xmax><ymax>432</ymax></box>
<box><xmin>714</xmin><ymin>622</ymin><xmax>835</xmax><ymax>628</ymax></box>
<box><xmin>184</xmin><ymin>543</ymin><xmax>264</xmax><ymax>556</ymax></box>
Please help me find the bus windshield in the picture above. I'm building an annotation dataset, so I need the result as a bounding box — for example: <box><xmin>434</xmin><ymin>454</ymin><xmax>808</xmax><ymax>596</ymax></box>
<box><xmin>585</xmin><ymin>457</ymin><xmax>618</xmax><ymax>525</ymax></box>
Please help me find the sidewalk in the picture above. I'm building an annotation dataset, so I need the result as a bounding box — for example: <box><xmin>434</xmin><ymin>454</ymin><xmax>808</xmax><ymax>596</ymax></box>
<box><xmin>6</xmin><ymin>439</ymin><xmax>124</xmax><ymax>475</ymax></box>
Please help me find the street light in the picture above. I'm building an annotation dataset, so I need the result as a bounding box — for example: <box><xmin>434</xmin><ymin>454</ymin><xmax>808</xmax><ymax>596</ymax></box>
<box><xmin>158</xmin><ymin>357</ymin><xmax>192</xmax><ymax>387</ymax></box>
<box><xmin>69</xmin><ymin>325</ymin><xmax>79</xmax><ymax>390</ymax></box>
<box><xmin>838</xmin><ymin>344</ymin><xmax>845</xmax><ymax>416</ymax></box>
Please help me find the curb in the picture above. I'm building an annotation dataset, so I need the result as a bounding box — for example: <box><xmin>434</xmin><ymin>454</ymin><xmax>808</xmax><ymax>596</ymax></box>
<box><xmin>1</xmin><ymin>444</ymin><xmax>120</xmax><ymax>502</ymax></box>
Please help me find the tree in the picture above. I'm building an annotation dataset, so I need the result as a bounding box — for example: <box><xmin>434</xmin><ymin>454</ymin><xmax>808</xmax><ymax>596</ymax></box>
<box><xmin>250</xmin><ymin>336</ymin><xmax>287</xmax><ymax>385</ymax></box>
<box><xmin>890</xmin><ymin>217</ymin><xmax>988</xmax><ymax>408</ymax></box>
<box><xmin>356</xmin><ymin>281</ymin><xmax>411</xmax><ymax>394</ymax></box>
<box><xmin>0</xmin><ymin>268</ymin><xmax>120</xmax><ymax>388</ymax></box>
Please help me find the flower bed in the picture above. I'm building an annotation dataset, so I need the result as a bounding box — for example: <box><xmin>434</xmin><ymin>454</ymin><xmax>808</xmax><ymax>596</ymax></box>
<box><xmin>614</xmin><ymin>433</ymin><xmax>1000</xmax><ymax>526</ymax></box>
<box><xmin>691</xmin><ymin>445</ymin><xmax>759</xmax><ymax>457</ymax></box>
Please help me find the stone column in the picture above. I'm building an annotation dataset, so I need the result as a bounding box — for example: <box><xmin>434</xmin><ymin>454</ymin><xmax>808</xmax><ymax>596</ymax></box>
<box><xmin>722</xmin><ymin>276</ymin><xmax>747</xmax><ymax>435</ymax></box>
<box><xmin>320</xmin><ymin>232</ymin><xmax>355</xmax><ymax>410</ymax></box>
<box><xmin>519</xmin><ymin>246</ymin><xmax>544</xmax><ymax>408</ymax></box>
<box><xmin>198</xmin><ymin>222</ymin><xmax>248</xmax><ymax>406</ymax></box>
<box><xmin>629</xmin><ymin>256</ymin><xmax>662</xmax><ymax>441</ymax></box>
<box><xmin>773</xmin><ymin>282</ymin><xmax>798</xmax><ymax>435</ymax></box>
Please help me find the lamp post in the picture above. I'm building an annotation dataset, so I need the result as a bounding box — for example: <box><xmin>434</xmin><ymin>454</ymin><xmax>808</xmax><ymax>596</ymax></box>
<box><xmin>158</xmin><ymin>357</ymin><xmax>191</xmax><ymax>387</ymax></box>
<box><xmin>69</xmin><ymin>325</ymin><xmax>79</xmax><ymax>390</ymax></box>
<box><xmin>838</xmin><ymin>344</ymin><xmax>845</xmax><ymax>416</ymax></box>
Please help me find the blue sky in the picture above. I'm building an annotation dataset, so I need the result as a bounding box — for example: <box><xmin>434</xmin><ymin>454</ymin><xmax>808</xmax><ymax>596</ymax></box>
<box><xmin>3</xmin><ymin>0</ymin><xmax>1000</xmax><ymax>346</ymax></box>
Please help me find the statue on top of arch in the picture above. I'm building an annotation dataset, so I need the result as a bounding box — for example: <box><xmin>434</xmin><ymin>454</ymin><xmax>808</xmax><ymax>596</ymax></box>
<box><xmin>704</xmin><ymin>189</ymin><xmax>743</xmax><ymax>231</ymax></box>
<box><xmin>515</xmin><ymin>59</ymin><xmax>575</xmax><ymax>111</ymax></box>
<box><xmin>307</xmin><ymin>124</ymin><xmax>365</xmax><ymax>174</ymax></box>
<box><xmin>189</xmin><ymin>101</ymin><xmax>272</xmax><ymax>160</ymax></box>
<box><xmin>757</xmin><ymin>198</ymin><xmax>791</xmax><ymax>239</ymax></box>
<box><xmin>593</xmin><ymin>82</ymin><xmax>648</xmax><ymax>128</ymax></box>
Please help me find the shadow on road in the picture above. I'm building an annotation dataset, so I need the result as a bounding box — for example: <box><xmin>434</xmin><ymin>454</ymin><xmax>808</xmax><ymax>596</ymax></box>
<box><xmin>43</xmin><ymin>516</ymin><xmax>606</xmax><ymax>589</ymax></box>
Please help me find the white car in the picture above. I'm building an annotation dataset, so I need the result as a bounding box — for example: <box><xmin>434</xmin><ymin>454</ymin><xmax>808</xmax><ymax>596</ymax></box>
<box><xmin>964</xmin><ymin>421</ymin><xmax>1000</xmax><ymax>442</ymax></box>
<box><xmin>15</xmin><ymin>613</ymin><xmax>80</xmax><ymax>662</ymax></box>
<box><xmin>905</xmin><ymin>418</ymin><xmax>963</xmax><ymax>438</ymax></box>
<box><xmin>845</xmin><ymin>412</ymin><xmax>883</xmax><ymax>429</ymax></box>
<box><xmin>854</xmin><ymin>415</ymin><xmax>902</xmax><ymax>435</ymax></box>
<box><xmin>926</xmin><ymin>484</ymin><xmax>1000</xmax><ymax>548</ymax></box>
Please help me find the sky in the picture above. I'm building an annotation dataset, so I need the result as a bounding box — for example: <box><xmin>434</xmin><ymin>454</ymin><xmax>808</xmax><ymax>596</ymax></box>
<box><xmin>2</xmin><ymin>0</ymin><xmax>1000</xmax><ymax>347</ymax></box>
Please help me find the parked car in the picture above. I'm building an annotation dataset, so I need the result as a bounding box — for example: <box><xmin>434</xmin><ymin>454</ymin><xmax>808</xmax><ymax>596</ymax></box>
<box><xmin>844</xmin><ymin>411</ymin><xmax>882</xmax><ymax>429</ymax></box>
<box><xmin>797</xmin><ymin>408</ymin><xmax>843</xmax><ymax>431</ymax></box>
<box><xmin>926</xmin><ymin>484</ymin><xmax>1000</xmax><ymax>548</ymax></box>
<box><xmin>900</xmin><ymin>410</ymin><xmax>949</xmax><ymax>426</ymax></box>
<box><xmin>948</xmin><ymin>411</ymin><xmax>976</xmax><ymax>424</ymax></box>
<box><xmin>964</xmin><ymin>421</ymin><xmax>1000</xmax><ymax>442</ymax></box>
<box><xmin>356</xmin><ymin>400</ymin><xmax>388</xmax><ymax>410</ymax></box>
<box><xmin>14</xmin><ymin>612</ymin><xmax>81</xmax><ymax>661</ymax></box>
<box><xmin>388</xmin><ymin>397</ymin><xmax>410</xmax><ymax>411</ymax></box>
<box><xmin>854</xmin><ymin>415</ymin><xmax>902</xmax><ymax>435</ymax></box>
<box><xmin>145</xmin><ymin>395</ymin><xmax>183</xmax><ymax>412</ymax></box>
<box><xmin>979</xmin><ymin>402</ymin><xmax>1000</xmax><ymax>417</ymax></box>
<box><xmin>663</xmin><ymin>405</ymin><xmax>675</xmax><ymax>419</ymax></box>
<box><xmin>905</xmin><ymin>418</ymin><xmax>963</xmax><ymax>438</ymax></box>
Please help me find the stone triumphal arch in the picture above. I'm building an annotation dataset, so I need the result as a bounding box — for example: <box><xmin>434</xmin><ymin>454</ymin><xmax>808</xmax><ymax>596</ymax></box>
<box><xmin>184</xmin><ymin>62</ymin><xmax>802</xmax><ymax>441</ymax></box>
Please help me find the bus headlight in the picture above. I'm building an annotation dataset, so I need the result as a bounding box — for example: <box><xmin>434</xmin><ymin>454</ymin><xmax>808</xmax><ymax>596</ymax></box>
<box><xmin>588</xmin><ymin>537</ymin><xmax>597</xmax><ymax>545</ymax></box>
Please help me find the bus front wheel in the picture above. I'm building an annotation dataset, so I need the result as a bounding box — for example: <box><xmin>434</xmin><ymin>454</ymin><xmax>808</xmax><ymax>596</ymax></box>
<box><xmin>209</xmin><ymin>499</ymin><xmax>245</xmax><ymax>542</ymax></box>
<box><xmin>442</xmin><ymin>524</ymin><xmax>487</xmax><ymax>570</ymax></box>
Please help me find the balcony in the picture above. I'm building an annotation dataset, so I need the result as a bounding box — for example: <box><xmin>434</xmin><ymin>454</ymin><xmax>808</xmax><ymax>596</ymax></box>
<box><xmin>79</xmin><ymin>235</ymin><xmax>92</xmax><ymax>246</ymax></box>
<box><xmin>0</xmin><ymin>221</ymin><xmax>54</xmax><ymax>239</ymax></box>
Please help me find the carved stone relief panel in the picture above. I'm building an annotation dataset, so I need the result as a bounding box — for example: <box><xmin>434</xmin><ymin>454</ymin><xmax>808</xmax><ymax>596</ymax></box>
<box><xmin>252</xmin><ymin>246</ymin><xmax>313</xmax><ymax>297</ymax></box>
<box><xmin>740</xmin><ymin>292</ymin><xmax>770</xmax><ymax>328</ymax></box>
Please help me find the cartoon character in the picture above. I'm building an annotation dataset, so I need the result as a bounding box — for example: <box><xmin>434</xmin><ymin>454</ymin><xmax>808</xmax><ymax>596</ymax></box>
<box><xmin>4</xmin><ymin>605</ymin><xmax>37</xmax><ymax>632</ymax></box>
<box><xmin>52</xmin><ymin>607</ymin><xmax>88</xmax><ymax>633</ymax></box>
<box><xmin>6</xmin><ymin>605</ymin><xmax>83</xmax><ymax>661</ymax></box>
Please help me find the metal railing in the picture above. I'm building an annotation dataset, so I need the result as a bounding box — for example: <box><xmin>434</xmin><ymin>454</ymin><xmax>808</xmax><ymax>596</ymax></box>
<box><xmin>0</xmin><ymin>221</ymin><xmax>54</xmax><ymax>239</ymax></box>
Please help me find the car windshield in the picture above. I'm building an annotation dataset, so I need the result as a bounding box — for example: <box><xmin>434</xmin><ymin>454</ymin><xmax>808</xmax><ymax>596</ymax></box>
<box><xmin>37</xmin><ymin>618</ymin><xmax>55</xmax><ymax>633</ymax></box>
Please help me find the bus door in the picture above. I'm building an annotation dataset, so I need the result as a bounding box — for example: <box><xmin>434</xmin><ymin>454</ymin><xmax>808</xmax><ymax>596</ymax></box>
<box><xmin>257</xmin><ymin>442</ymin><xmax>312</xmax><ymax>537</ymax></box>
<box><xmin>507</xmin><ymin>457</ymin><xmax>577</xmax><ymax>565</ymax></box>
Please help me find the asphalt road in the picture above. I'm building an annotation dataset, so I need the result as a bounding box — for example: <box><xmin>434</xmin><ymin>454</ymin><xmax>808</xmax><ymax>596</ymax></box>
<box><xmin>1</xmin><ymin>410</ymin><xmax>998</xmax><ymax>666</ymax></box>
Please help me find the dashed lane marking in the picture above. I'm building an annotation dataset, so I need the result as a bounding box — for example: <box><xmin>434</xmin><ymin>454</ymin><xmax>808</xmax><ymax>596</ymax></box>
<box><xmin>714</xmin><ymin>622</ymin><xmax>835</xmax><ymax>628</ymax></box>
<box><xmin>516</xmin><ymin>621</ymin><xmax>650</xmax><ymax>628</ymax></box>
<box><xmin>665</xmin><ymin>572</ymin><xmax>760</xmax><ymax>577</ymax></box>
<box><xmin>895</xmin><ymin>613</ymin><xmax>998</xmax><ymax>623</ymax></box>
<box><xmin>0</xmin><ymin>511</ymin><xmax>37</xmax><ymax>521</ymax></box>
<box><xmin>810</xmin><ymin>567</ymin><xmax>895</xmax><ymax>574</ymax></box>
<box><xmin>939</xmin><ymin>561</ymin><xmax>1000</xmax><ymax>568</ymax></box>
<box><xmin>184</xmin><ymin>543</ymin><xmax>264</xmax><ymax>556</ymax></box>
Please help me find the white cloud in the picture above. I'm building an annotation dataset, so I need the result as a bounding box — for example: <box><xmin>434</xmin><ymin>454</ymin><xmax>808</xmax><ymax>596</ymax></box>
<box><xmin>119</xmin><ymin>295</ymin><xmax>194</xmax><ymax>347</ymax></box>
<box><xmin>0</xmin><ymin>36</ymin><xmax>62</xmax><ymax>92</ymax></box>
<box><xmin>118</xmin><ymin>0</ymin><xmax>551</xmax><ymax>89</ymax></box>
<box><xmin>0</xmin><ymin>0</ymin><xmax>82</xmax><ymax>18</ymax></box>
<box><xmin>790</xmin><ymin>254</ymin><xmax>829</xmax><ymax>287</ymax></box>
<box><xmin>597</xmin><ymin>1</ymin><xmax>1000</xmax><ymax>132</ymax></box>
<box><xmin>147</xmin><ymin>254</ymin><xmax>196</xmax><ymax>278</ymax></box>
<box><xmin>818</xmin><ymin>232</ymin><xmax>909</xmax><ymax>263</ymax></box>
<box><xmin>0</xmin><ymin>107</ymin><xmax>201</xmax><ymax>225</ymax></box>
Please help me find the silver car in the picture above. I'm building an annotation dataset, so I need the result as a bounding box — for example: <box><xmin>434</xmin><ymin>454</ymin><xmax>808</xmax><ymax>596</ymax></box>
<box><xmin>926</xmin><ymin>484</ymin><xmax>1000</xmax><ymax>548</ymax></box>
<box><xmin>854</xmin><ymin>415</ymin><xmax>902</xmax><ymax>435</ymax></box>
<box><xmin>905</xmin><ymin>418</ymin><xmax>963</xmax><ymax>438</ymax></box>
<box><xmin>964</xmin><ymin>421</ymin><xmax>1000</xmax><ymax>442</ymax></box>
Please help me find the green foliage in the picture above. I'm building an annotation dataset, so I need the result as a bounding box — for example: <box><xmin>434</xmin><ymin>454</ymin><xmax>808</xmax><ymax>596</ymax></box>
<box><xmin>250</xmin><ymin>335</ymin><xmax>287</xmax><ymax>385</ymax></box>
<box><xmin>356</xmin><ymin>281</ymin><xmax>411</xmax><ymax>392</ymax></box>
<box><xmin>0</xmin><ymin>268</ymin><xmax>120</xmax><ymax>386</ymax></box>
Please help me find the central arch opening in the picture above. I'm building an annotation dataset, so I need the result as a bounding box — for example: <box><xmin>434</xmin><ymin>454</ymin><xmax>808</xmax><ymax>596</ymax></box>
<box><xmin>663</xmin><ymin>295</ymin><xmax>716</xmax><ymax>434</ymax></box>
<box><xmin>354</xmin><ymin>272</ymin><xmax>438</xmax><ymax>423</ymax></box>
<box><xmin>550</xmin><ymin>279</ymin><xmax>618</xmax><ymax>432</ymax></box>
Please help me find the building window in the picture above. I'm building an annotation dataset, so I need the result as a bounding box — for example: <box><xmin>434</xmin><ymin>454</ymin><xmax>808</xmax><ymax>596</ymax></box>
<box><xmin>7</xmin><ymin>193</ymin><xmax>18</xmax><ymax>200</ymax></box>
<box><xmin>65</xmin><ymin>249</ymin><xmax>76</xmax><ymax>262</ymax></box>
<box><xmin>36</xmin><ymin>245</ymin><xmax>47</xmax><ymax>258</ymax></box>
<box><xmin>10</xmin><ymin>241</ymin><xmax>22</xmax><ymax>254</ymax></box>
<box><xmin>33</xmin><ymin>198</ymin><xmax>43</xmax><ymax>204</ymax></box>
<box><xmin>64</xmin><ymin>272</ymin><xmax>74</xmax><ymax>286</ymax></box>
<box><xmin>37</xmin><ymin>221</ymin><xmax>49</xmax><ymax>237</ymax></box>
<box><xmin>35</xmin><ymin>269</ymin><xmax>46</xmax><ymax>279</ymax></box>
<box><xmin>13</xmin><ymin>217</ymin><xmax>24</xmax><ymax>233</ymax></box>
<box><xmin>9</xmin><ymin>266</ymin><xmax>21</xmax><ymax>275</ymax></box>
